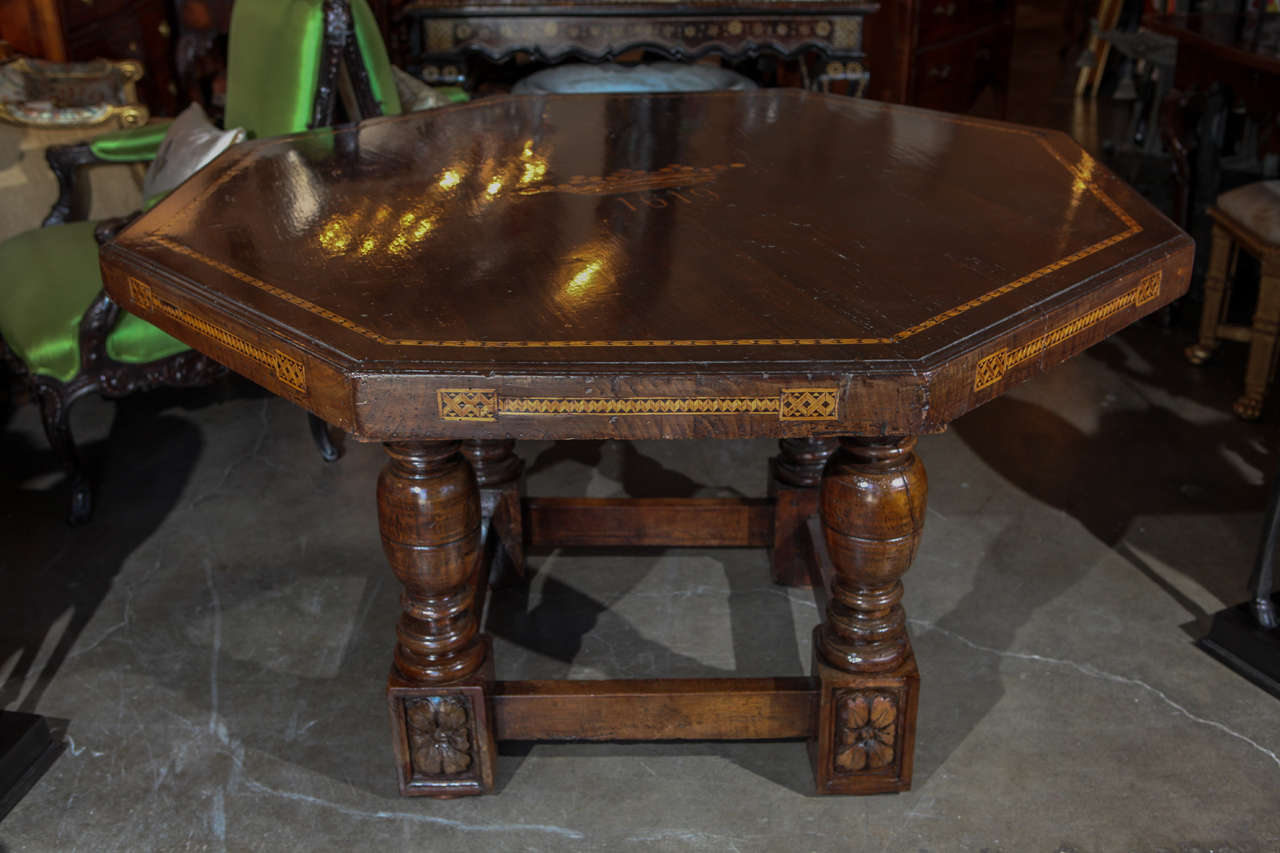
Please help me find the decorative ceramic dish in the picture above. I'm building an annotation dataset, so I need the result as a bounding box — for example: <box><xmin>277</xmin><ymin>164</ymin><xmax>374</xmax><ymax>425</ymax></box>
<box><xmin>0</xmin><ymin>57</ymin><xmax>148</xmax><ymax>128</ymax></box>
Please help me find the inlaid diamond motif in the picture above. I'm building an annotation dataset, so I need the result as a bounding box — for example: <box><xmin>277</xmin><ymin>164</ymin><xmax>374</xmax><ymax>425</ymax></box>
<box><xmin>779</xmin><ymin>388</ymin><xmax>839</xmax><ymax>421</ymax></box>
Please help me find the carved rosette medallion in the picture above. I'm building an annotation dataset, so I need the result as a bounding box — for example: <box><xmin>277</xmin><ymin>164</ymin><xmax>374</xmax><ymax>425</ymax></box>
<box><xmin>834</xmin><ymin>691</ymin><xmax>897</xmax><ymax>773</ymax></box>
<box><xmin>406</xmin><ymin>695</ymin><xmax>474</xmax><ymax>777</ymax></box>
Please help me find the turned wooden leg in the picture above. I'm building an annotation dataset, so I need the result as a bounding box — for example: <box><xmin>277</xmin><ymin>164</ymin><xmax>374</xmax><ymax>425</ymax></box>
<box><xmin>1235</xmin><ymin>261</ymin><xmax>1280</xmax><ymax>421</ymax></box>
<box><xmin>381</xmin><ymin>440</ymin><xmax>496</xmax><ymax>797</ymax></box>
<box><xmin>769</xmin><ymin>437</ymin><xmax>837</xmax><ymax>587</ymax></box>
<box><xmin>462</xmin><ymin>439</ymin><xmax>525</xmax><ymax>584</ymax></box>
<box><xmin>812</xmin><ymin>436</ymin><xmax>925</xmax><ymax>794</ymax></box>
<box><xmin>1187</xmin><ymin>223</ymin><xmax>1234</xmax><ymax>366</ymax></box>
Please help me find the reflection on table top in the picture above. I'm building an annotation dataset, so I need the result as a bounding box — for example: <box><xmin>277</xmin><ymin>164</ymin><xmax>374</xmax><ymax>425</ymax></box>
<box><xmin>100</xmin><ymin>90</ymin><xmax>1191</xmax><ymax>439</ymax></box>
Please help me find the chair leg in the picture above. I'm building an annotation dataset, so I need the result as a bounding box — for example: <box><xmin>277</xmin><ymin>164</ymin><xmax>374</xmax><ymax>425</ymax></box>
<box><xmin>1235</xmin><ymin>260</ymin><xmax>1280</xmax><ymax>420</ymax></box>
<box><xmin>1187</xmin><ymin>223</ymin><xmax>1234</xmax><ymax>365</ymax></box>
<box><xmin>33</xmin><ymin>381</ymin><xmax>92</xmax><ymax>525</ymax></box>
<box><xmin>308</xmin><ymin>412</ymin><xmax>343</xmax><ymax>462</ymax></box>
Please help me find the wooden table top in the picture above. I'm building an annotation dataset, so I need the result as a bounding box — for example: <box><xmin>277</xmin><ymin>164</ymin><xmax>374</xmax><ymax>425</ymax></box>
<box><xmin>101</xmin><ymin>90</ymin><xmax>1191</xmax><ymax>441</ymax></box>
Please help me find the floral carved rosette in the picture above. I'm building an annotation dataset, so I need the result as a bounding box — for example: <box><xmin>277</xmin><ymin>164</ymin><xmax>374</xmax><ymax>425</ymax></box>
<box><xmin>834</xmin><ymin>691</ymin><xmax>896</xmax><ymax>772</ymax></box>
<box><xmin>406</xmin><ymin>696</ymin><xmax>473</xmax><ymax>776</ymax></box>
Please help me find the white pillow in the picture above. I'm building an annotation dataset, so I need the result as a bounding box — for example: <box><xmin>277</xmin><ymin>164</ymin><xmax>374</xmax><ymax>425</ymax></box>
<box><xmin>512</xmin><ymin>62</ymin><xmax>757</xmax><ymax>95</ymax></box>
<box><xmin>142</xmin><ymin>103</ymin><xmax>245</xmax><ymax>201</ymax></box>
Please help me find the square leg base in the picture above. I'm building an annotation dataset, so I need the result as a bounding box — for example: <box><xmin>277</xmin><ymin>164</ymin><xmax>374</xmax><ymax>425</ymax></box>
<box><xmin>810</xmin><ymin>628</ymin><xmax>920</xmax><ymax>795</ymax></box>
<box><xmin>1197</xmin><ymin>595</ymin><xmax>1280</xmax><ymax>700</ymax></box>
<box><xmin>387</xmin><ymin>638</ymin><xmax>497</xmax><ymax>798</ymax></box>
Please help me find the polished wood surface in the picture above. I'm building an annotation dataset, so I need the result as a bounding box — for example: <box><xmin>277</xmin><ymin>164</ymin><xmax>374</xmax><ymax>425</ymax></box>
<box><xmin>492</xmin><ymin>677</ymin><xmax>817</xmax><ymax>741</ymax></box>
<box><xmin>525</xmin><ymin>496</ymin><xmax>774</xmax><ymax>547</ymax></box>
<box><xmin>101</xmin><ymin>90</ymin><xmax>1190</xmax><ymax>442</ymax></box>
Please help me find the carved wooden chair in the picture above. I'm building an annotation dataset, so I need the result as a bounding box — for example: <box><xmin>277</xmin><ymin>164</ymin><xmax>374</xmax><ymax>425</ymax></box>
<box><xmin>0</xmin><ymin>0</ymin><xmax>402</xmax><ymax>523</ymax></box>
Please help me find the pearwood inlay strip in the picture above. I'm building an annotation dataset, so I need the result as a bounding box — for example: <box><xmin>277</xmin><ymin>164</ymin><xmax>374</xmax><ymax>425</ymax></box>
<box><xmin>436</xmin><ymin>388</ymin><xmax>839</xmax><ymax>422</ymax></box>
<box><xmin>127</xmin><ymin>278</ymin><xmax>308</xmax><ymax>394</ymax></box>
<box><xmin>973</xmin><ymin>272</ymin><xmax>1161</xmax><ymax>391</ymax></box>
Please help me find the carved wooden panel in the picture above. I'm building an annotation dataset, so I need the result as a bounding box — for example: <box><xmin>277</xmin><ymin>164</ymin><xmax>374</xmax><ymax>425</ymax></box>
<box><xmin>414</xmin><ymin>12</ymin><xmax>865</xmax><ymax>65</ymax></box>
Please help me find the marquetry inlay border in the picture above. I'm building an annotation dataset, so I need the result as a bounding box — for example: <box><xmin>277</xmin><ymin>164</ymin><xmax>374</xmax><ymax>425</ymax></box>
<box><xmin>973</xmin><ymin>272</ymin><xmax>1162</xmax><ymax>391</ymax></box>
<box><xmin>141</xmin><ymin>95</ymin><xmax>1146</xmax><ymax>352</ymax></box>
<box><xmin>519</xmin><ymin>163</ymin><xmax>746</xmax><ymax>197</ymax></box>
<box><xmin>436</xmin><ymin>387</ymin><xmax>838</xmax><ymax>421</ymax></box>
<box><xmin>127</xmin><ymin>278</ymin><xmax>308</xmax><ymax>394</ymax></box>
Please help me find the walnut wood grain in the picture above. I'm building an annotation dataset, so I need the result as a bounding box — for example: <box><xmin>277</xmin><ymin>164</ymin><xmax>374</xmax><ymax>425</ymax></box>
<box><xmin>379</xmin><ymin>440</ymin><xmax>486</xmax><ymax>683</ymax></box>
<box><xmin>380</xmin><ymin>440</ymin><xmax>497</xmax><ymax>796</ymax></box>
<box><xmin>524</xmin><ymin>497</ymin><xmax>774</xmax><ymax>547</ymax></box>
<box><xmin>492</xmin><ymin>677</ymin><xmax>817</xmax><ymax>740</ymax></box>
<box><xmin>805</xmin><ymin>436</ymin><xmax>924</xmax><ymax>793</ymax></box>
<box><xmin>818</xmin><ymin>437</ymin><xmax>925</xmax><ymax>673</ymax></box>
<box><xmin>464</xmin><ymin>438</ymin><xmax>526</xmax><ymax>583</ymax></box>
<box><xmin>100</xmin><ymin>91</ymin><xmax>1192</xmax><ymax>442</ymax></box>
<box><xmin>769</xmin><ymin>437</ymin><xmax>837</xmax><ymax>586</ymax></box>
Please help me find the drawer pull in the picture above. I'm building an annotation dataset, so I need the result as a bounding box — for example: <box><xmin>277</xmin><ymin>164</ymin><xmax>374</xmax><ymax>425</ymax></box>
<box><xmin>928</xmin><ymin>64</ymin><xmax>952</xmax><ymax>79</ymax></box>
<box><xmin>933</xmin><ymin>2</ymin><xmax>957</xmax><ymax>14</ymax></box>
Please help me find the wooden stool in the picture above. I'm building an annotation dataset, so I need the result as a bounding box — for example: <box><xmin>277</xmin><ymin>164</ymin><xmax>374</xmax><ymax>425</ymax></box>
<box><xmin>1186</xmin><ymin>180</ymin><xmax>1280</xmax><ymax>419</ymax></box>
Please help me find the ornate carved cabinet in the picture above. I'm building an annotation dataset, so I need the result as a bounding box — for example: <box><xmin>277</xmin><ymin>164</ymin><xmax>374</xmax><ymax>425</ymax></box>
<box><xmin>388</xmin><ymin>0</ymin><xmax>875</xmax><ymax>91</ymax></box>
<box><xmin>862</xmin><ymin>0</ymin><xmax>1014</xmax><ymax>114</ymax></box>
<box><xmin>0</xmin><ymin>0</ymin><xmax>179</xmax><ymax>115</ymax></box>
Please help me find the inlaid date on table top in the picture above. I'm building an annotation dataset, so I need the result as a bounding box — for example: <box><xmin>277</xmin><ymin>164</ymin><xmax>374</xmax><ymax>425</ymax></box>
<box><xmin>99</xmin><ymin>90</ymin><xmax>1192</xmax><ymax>440</ymax></box>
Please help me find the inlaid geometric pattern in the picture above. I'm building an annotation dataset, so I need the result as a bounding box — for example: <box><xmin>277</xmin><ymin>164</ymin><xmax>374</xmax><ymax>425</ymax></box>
<box><xmin>436</xmin><ymin>389</ymin><xmax>499</xmax><ymax>421</ymax></box>
<box><xmin>779</xmin><ymin>388</ymin><xmax>840</xmax><ymax>421</ymax></box>
<box><xmin>272</xmin><ymin>351</ymin><xmax>307</xmax><ymax>393</ymax></box>
<box><xmin>437</xmin><ymin>388</ymin><xmax>839</xmax><ymax>422</ymax></box>
<box><xmin>973</xmin><ymin>271</ymin><xmax>1162</xmax><ymax>391</ymax></box>
<box><xmin>126</xmin><ymin>277</ymin><xmax>308</xmax><ymax>395</ymax></box>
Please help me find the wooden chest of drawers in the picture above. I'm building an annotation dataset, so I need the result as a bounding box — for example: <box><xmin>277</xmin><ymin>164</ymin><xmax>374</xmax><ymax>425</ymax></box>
<box><xmin>863</xmin><ymin>0</ymin><xmax>1014</xmax><ymax>114</ymax></box>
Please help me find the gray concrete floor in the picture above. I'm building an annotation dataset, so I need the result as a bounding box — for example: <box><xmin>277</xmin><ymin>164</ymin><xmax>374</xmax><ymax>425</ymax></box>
<box><xmin>2</xmin><ymin>319</ymin><xmax>1279</xmax><ymax>852</ymax></box>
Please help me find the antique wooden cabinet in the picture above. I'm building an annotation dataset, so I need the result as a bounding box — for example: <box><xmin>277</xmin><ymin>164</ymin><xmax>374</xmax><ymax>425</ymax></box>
<box><xmin>0</xmin><ymin>0</ymin><xmax>179</xmax><ymax>115</ymax></box>
<box><xmin>862</xmin><ymin>0</ymin><xmax>1014</xmax><ymax>114</ymax></box>
<box><xmin>388</xmin><ymin>0</ymin><xmax>875</xmax><ymax>92</ymax></box>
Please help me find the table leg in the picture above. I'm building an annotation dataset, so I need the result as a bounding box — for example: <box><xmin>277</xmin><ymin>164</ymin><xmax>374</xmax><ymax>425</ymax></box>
<box><xmin>769</xmin><ymin>437</ymin><xmax>837</xmax><ymax>586</ymax></box>
<box><xmin>381</xmin><ymin>441</ymin><xmax>496</xmax><ymax>797</ymax></box>
<box><xmin>812</xmin><ymin>436</ymin><xmax>925</xmax><ymax>794</ymax></box>
<box><xmin>463</xmin><ymin>439</ymin><xmax>526</xmax><ymax>584</ymax></box>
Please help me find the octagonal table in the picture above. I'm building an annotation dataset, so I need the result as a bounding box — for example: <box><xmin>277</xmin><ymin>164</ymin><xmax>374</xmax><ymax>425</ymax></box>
<box><xmin>99</xmin><ymin>90</ymin><xmax>1192</xmax><ymax>798</ymax></box>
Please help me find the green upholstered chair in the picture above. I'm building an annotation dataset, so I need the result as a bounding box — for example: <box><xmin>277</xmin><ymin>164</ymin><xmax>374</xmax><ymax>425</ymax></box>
<box><xmin>0</xmin><ymin>0</ymin><xmax>402</xmax><ymax>523</ymax></box>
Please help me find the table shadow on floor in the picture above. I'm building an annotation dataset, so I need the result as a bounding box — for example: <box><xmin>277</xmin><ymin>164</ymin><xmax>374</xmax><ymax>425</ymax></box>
<box><xmin>156</xmin><ymin>438</ymin><xmax>822</xmax><ymax>798</ymax></box>
<box><xmin>914</xmin><ymin>337</ymin><xmax>1274</xmax><ymax>781</ymax></box>
<box><xmin>0</xmin><ymin>402</ymin><xmax>204</xmax><ymax>714</ymax></box>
